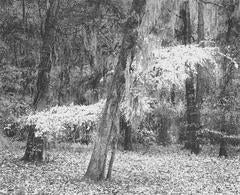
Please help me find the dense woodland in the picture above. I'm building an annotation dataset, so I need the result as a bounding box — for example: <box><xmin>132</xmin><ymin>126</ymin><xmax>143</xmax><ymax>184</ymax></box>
<box><xmin>0</xmin><ymin>0</ymin><xmax>240</xmax><ymax>194</ymax></box>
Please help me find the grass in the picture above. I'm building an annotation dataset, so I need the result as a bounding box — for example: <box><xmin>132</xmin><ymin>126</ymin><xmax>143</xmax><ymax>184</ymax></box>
<box><xmin>0</xmin><ymin>143</ymin><xmax>240</xmax><ymax>194</ymax></box>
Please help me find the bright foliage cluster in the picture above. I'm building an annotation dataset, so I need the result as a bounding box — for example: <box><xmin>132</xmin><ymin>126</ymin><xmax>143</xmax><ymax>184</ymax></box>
<box><xmin>21</xmin><ymin>100</ymin><xmax>105</xmax><ymax>140</ymax></box>
<box><xmin>135</xmin><ymin>44</ymin><xmax>220</xmax><ymax>89</ymax></box>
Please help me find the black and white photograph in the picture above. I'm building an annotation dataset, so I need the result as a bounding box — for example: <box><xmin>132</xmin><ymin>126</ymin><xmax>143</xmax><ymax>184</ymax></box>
<box><xmin>0</xmin><ymin>0</ymin><xmax>240</xmax><ymax>194</ymax></box>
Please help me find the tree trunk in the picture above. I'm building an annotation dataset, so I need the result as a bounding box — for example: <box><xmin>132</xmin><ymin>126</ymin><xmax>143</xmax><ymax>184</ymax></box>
<box><xmin>181</xmin><ymin>1</ymin><xmax>191</xmax><ymax>45</ymax></box>
<box><xmin>124</xmin><ymin>125</ymin><xmax>133</xmax><ymax>151</ymax></box>
<box><xmin>197</xmin><ymin>1</ymin><xmax>204</xmax><ymax>43</ymax></box>
<box><xmin>185</xmin><ymin>75</ymin><xmax>200</xmax><ymax>154</ymax></box>
<box><xmin>218</xmin><ymin>4</ymin><xmax>236</xmax><ymax>157</ymax></box>
<box><xmin>106</xmin><ymin>137</ymin><xmax>117</xmax><ymax>180</ymax></box>
<box><xmin>22</xmin><ymin>0</ymin><xmax>60</xmax><ymax>162</ymax></box>
<box><xmin>194</xmin><ymin>0</ymin><xmax>205</xmax><ymax>153</ymax></box>
<box><xmin>84</xmin><ymin>0</ymin><xmax>146</xmax><ymax>181</ymax></box>
<box><xmin>170</xmin><ymin>84</ymin><xmax>176</xmax><ymax>105</ymax></box>
<box><xmin>120</xmin><ymin>114</ymin><xmax>133</xmax><ymax>151</ymax></box>
<box><xmin>180</xmin><ymin>1</ymin><xmax>200</xmax><ymax>154</ymax></box>
<box><xmin>158</xmin><ymin>116</ymin><xmax>171</xmax><ymax>146</ymax></box>
<box><xmin>58</xmin><ymin>43</ymin><xmax>71</xmax><ymax>105</ymax></box>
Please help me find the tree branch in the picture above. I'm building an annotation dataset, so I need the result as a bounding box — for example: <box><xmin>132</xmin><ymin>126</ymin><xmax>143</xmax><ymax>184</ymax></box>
<box><xmin>198</xmin><ymin>0</ymin><xmax>224</xmax><ymax>8</ymax></box>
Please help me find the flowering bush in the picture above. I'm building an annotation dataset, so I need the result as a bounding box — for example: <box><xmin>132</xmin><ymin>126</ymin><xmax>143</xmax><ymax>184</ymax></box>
<box><xmin>20</xmin><ymin>100</ymin><xmax>106</xmax><ymax>141</ymax></box>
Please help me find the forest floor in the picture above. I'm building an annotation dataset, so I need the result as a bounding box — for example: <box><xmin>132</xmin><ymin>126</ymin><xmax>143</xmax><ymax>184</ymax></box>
<box><xmin>0</xmin><ymin>142</ymin><xmax>240</xmax><ymax>195</ymax></box>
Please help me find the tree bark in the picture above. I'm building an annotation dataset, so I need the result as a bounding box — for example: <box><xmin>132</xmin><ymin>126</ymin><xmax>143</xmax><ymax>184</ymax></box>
<box><xmin>120</xmin><ymin>113</ymin><xmax>133</xmax><ymax>151</ymax></box>
<box><xmin>218</xmin><ymin>4</ymin><xmax>236</xmax><ymax>157</ymax></box>
<box><xmin>170</xmin><ymin>84</ymin><xmax>176</xmax><ymax>105</ymax></box>
<box><xmin>84</xmin><ymin>0</ymin><xmax>146</xmax><ymax>181</ymax></box>
<box><xmin>124</xmin><ymin>124</ymin><xmax>133</xmax><ymax>151</ymax></box>
<box><xmin>22</xmin><ymin>0</ymin><xmax>60</xmax><ymax>162</ymax></box>
<box><xmin>185</xmin><ymin>74</ymin><xmax>200</xmax><ymax>154</ymax></box>
<box><xmin>106</xmin><ymin>137</ymin><xmax>117</xmax><ymax>180</ymax></box>
<box><xmin>179</xmin><ymin>1</ymin><xmax>200</xmax><ymax>154</ymax></box>
<box><xmin>197</xmin><ymin>1</ymin><xmax>204</xmax><ymax>43</ymax></box>
<box><xmin>58</xmin><ymin>43</ymin><xmax>71</xmax><ymax>105</ymax></box>
<box><xmin>194</xmin><ymin>0</ymin><xmax>205</xmax><ymax>153</ymax></box>
<box><xmin>157</xmin><ymin>115</ymin><xmax>171</xmax><ymax>146</ymax></box>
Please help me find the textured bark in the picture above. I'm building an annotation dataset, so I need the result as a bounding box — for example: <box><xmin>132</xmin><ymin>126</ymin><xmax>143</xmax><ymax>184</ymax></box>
<box><xmin>181</xmin><ymin>1</ymin><xmax>192</xmax><ymax>45</ymax></box>
<box><xmin>157</xmin><ymin>116</ymin><xmax>171</xmax><ymax>146</ymax></box>
<box><xmin>170</xmin><ymin>84</ymin><xmax>176</xmax><ymax>105</ymax></box>
<box><xmin>58</xmin><ymin>44</ymin><xmax>71</xmax><ymax>105</ymax></box>
<box><xmin>180</xmin><ymin>1</ymin><xmax>200</xmax><ymax>154</ymax></box>
<box><xmin>194</xmin><ymin>0</ymin><xmax>205</xmax><ymax>153</ymax></box>
<box><xmin>84</xmin><ymin>0</ymin><xmax>146</xmax><ymax>181</ymax></box>
<box><xmin>22</xmin><ymin>0</ymin><xmax>60</xmax><ymax>162</ymax></box>
<box><xmin>185</xmin><ymin>75</ymin><xmax>200</xmax><ymax>154</ymax></box>
<box><xmin>197</xmin><ymin>1</ymin><xmax>204</xmax><ymax>43</ymax></box>
<box><xmin>106</xmin><ymin>137</ymin><xmax>117</xmax><ymax>180</ymax></box>
<box><xmin>120</xmin><ymin>114</ymin><xmax>133</xmax><ymax>151</ymax></box>
<box><xmin>218</xmin><ymin>6</ymin><xmax>236</xmax><ymax>157</ymax></box>
<box><xmin>124</xmin><ymin>124</ymin><xmax>133</xmax><ymax>151</ymax></box>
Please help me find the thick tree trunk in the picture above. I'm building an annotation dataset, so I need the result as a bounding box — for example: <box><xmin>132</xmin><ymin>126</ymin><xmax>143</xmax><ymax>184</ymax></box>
<box><xmin>84</xmin><ymin>0</ymin><xmax>146</xmax><ymax>181</ymax></box>
<box><xmin>22</xmin><ymin>0</ymin><xmax>60</xmax><ymax>162</ymax></box>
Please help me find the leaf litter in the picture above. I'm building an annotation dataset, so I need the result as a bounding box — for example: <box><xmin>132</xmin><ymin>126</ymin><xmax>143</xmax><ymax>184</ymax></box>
<box><xmin>0</xmin><ymin>144</ymin><xmax>239</xmax><ymax>194</ymax></box>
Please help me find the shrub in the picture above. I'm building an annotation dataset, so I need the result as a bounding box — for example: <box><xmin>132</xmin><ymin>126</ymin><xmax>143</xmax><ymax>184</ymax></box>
<box><xmin>20</xmin><ymin>100</ymin><xmax>105</xmax><ymax>142</ymax></box>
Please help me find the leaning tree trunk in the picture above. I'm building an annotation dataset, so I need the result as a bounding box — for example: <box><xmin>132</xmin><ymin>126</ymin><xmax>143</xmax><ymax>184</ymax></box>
<box><xmin>84</xmin><ymin>0</ymin><xmax>146</xmax><ymax>181</ymax></box>
<box><xmin>22</xmin><ymin>0</ymin><xmax>60</xmax><ymax>162</ymax></box>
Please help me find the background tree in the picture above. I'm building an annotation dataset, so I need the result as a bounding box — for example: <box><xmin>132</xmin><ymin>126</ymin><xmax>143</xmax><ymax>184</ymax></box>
<box><xmin>22</xmin><ymin>0</ymin><xmax>60</xmax><ymax>161</ymax></box>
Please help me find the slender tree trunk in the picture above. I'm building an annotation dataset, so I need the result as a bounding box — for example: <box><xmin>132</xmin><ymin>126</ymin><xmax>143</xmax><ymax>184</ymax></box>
<box><xmin>185</xmin><ymin>74</ymin><xmax>200</xmax><ymax>154</ymax></box>
<box><xmin>194</xmin><ymin>0</ymin><xmax>205</xmax><ymax>153</ymax></box>
<box><xmin>218</xmin><ymin>4</ymin><xmax>237</xmax><ymax>157</ymax></box>
<box><xmin>197</xmin><ymin>1</ymin><xmax>204</xmax><ymax>43</ymax></box>
<box><xmin>124</xmin><ymin>125</ymin><xmax>133</xmax><ymax>151</ymax></box>
<box><xmin>180</xmin><ymin>1</ymin><xmax>200</xmax><ymax>154</ymax></box>
<box><xmin>170</xmin><ymin>84</ymin><xmax>176</xmax><ymax>105</ymax></box>
<box><xmin>22</xmin><ymin>0</ymin><xmax>60</xmax><ymax>162</ymax></box>
<box><xmin>22</xmin><ymin>0</ymin><xmax>27</xmax><ymax>34</ymax></box>
<box><xmin>84</xmin><ymin>0</ymin><xmax>146</xmax><ymax>181</ymax></box>
<box><xmin>106</xmin><ymin>137</ymin><xmax>117</xmax><ymax>180</ymax></box>
<box><xmin>58</xmin><ymin>43</ymin><xmax>71</xmax><ymax>105</ymax></box>
<box><xmin>120</xmin><ymin>114</ymin><xmax>133</xmax><ymax>151</ymax></box>
<box><xmin>13</xmin><ymin>40</ymin><xmax>18</xmax><ymax>67</ymax></box>
<box><xmin>158</xmin><ymin>115</ymin><xmax>171</xmax><ymax>146</ymax></box>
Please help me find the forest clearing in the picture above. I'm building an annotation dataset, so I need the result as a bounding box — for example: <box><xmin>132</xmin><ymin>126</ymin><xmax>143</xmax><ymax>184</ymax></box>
<box><xmin>0</xmin><ymin>0</ymin><xmax>240</xmax><ymax>194</ymax></box>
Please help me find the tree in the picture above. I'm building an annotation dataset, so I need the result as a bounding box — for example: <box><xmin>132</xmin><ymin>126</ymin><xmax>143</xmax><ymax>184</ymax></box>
<box><xmin>120</xmin><ymin>113</ymin><xmax>133</xmax><ymax>151</ymax></box>
<box><xmin>178</xmin><ymin>0</ymin><xmax>200</xmax><ymax>154</ymax></box>
<box><xmin>218</xmin><ymin>1</ymin><xmax>240</xmax><ymax>157</ymax></box>
<box><xmin>84</xmin><ymin>0</ymin><xmax>147</xmax><ymax>181</ymax></box>
<box><xmin>22</xmin><ymin>0</ymin><xmax>60</xmax><ymax>162</ymax></box>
